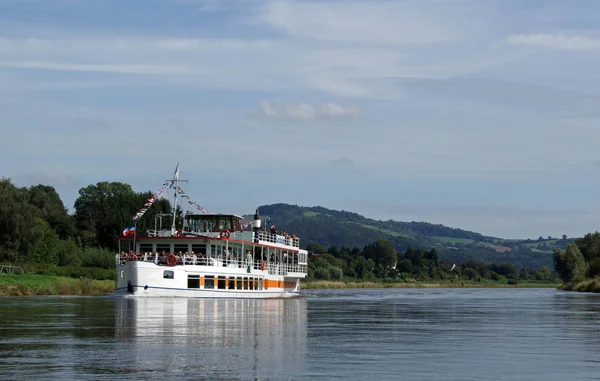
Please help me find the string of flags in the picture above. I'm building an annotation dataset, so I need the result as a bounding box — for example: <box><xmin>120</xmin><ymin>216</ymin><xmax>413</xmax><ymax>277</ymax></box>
<box><xmin>174</xmin><ymin>185</ymin><xmax>210</xmax><ymax>214</ymax></box>
<box><xmin>131</xmin><ymin>180</ymin><xmax>172</xmax><ymax>222</ymax></box>
<box><xmin>125</xmin><ymin>164</ymin><xmax>210</xmax><ymax>235</ymax></box>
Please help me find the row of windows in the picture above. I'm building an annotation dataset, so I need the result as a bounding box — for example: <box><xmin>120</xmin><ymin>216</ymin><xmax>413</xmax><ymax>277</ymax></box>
<box><xmin>162</xmin><ymin>270</ymin><xmax>263</xmax><ymax>290</ymax></box>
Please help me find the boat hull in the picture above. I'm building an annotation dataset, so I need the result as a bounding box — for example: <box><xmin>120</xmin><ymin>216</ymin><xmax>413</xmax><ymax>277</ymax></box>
<box><xmin>115</xmin><ymin>260</ymin><xmax>303</xmax><ymax>299</ymax></box>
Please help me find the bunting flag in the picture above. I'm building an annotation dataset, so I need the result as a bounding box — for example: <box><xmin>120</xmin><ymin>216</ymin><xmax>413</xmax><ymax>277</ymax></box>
<box><xmin>131</xmin><ymin>181</ymin><xmax>170</xmax><ymax>221</ymax></box>
<box><xmin>173</xmin><ymin>185</ymin><xmax>209</xmax><ymax>214</ymax></box>
<box><xmin>126</xmin><ymin>164</ymin><xmax>209</xmax><ymax>233</ymax></box>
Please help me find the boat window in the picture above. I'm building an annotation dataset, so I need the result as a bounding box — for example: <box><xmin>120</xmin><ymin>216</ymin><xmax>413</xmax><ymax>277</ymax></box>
<box><xmin>228</xmin><ymin>278</ymin><xmax>235</xmax><ymax>290</ymax></box>
<box><xmin>156</xmin><ymin>244</ymin><xmax>171</xmax><ymax>253</ymax></box>
<box><xmin>191</xmin><ymin>244</ymin><xmax>206</xmax><ymax>255</ymax></box>
<box><xmin>243</xmin><ymin>277</ymin><xmax>249</xmax><ymax>290</ymax></box>
<box><xmin>236</xmin><ymin>277</ymin><xmax>242</xmax><ymax>290</ymax></box>
<box><xmin>139</xmin><ymin>244</ymin><xmax>152</xmax><ymax>253</ymax></box>
<box><xmin>218</xmin><ymin>218</ymin><xmax>231</xmax><ymax>231</ymax></box>
<box><xmin>217</xmin><ymin>276</ymin><xmax>226</xmax><ymax>289</ymax></box>
<box><xmin>253</xmin><ymin>278</ymin><xmax>258</xmax><ymax>290</ymax></box>
<box><xmin>204</xmin><ymin>276</ymin><xmax>214</xmax><ymax>289</ymax></box>
<box><xmin>259</xmin><ymin>278</ymin><xmax>263</xmax><ymax>290</ymax></box>
<box><xmin>163</xmin><ymin>270</ymin><xmax>174</xmax><ymax>279</ymax></box>
<box><xmin>188</xmin><ymin>275</ymin><xmax>200</xmax><ymax>288</ymax></box>
<box><xmin>174</xmin><ymin>244</ymin><xmax>188</xmax><ymax>254</ymax></box>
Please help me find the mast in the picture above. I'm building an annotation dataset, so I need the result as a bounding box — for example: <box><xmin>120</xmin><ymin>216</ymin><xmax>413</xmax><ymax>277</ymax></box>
<box><xmin>171</xmin><ymin>163</ymin><xmax>179</xmax><ymax>236</ymax></box>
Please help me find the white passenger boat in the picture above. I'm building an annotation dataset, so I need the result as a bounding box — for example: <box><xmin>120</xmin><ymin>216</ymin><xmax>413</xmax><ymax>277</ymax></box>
<box><xmin>115</xmin><ymin>166</ymin><xmax>308</xmax><ymax>298</ymax></box>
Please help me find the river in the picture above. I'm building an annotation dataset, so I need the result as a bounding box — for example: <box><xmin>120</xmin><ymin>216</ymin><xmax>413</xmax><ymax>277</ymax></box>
<box><xmin>1</xmin><ymin>288</ymin><xmax>599</xmax><ymax>380</ymax></box>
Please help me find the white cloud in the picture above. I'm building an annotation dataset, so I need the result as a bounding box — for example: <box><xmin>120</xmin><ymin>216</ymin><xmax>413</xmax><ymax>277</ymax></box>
<box><xmin>507</xmin><ymin>33</ymin><xmax>600</xmax><ymax>51</ymax></box>
<box><xmin>258</xmin><ymin>0</ymin><xmax>487</xmax><ymax>44</ymax></box>
<box><xmin>259</xmin><ymin>101</ymin><xmax>360</xmax><ymax>120</ymax></box>
<box><xmin>321</xmin><ymin>103</ymin><xmax>360</xmax><ymax>117</ymax></box>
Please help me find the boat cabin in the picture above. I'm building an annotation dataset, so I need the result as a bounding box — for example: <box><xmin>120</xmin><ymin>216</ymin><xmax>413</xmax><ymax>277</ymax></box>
<box><xmin>183</xmin><ymin>213</ymin><xmax>244</xmax><ymax>234</ymax></box>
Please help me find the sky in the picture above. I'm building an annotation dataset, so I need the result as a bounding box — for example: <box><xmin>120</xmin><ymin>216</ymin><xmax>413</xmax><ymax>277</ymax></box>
<box><xmin>2</xmin><ymin>0</ymin><xmax>600</xmax><ymax>239</ymax></box>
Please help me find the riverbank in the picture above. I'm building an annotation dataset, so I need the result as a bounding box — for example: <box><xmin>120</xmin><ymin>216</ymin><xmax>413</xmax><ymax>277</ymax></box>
<box><xmin>559</xmin><ymin>278</ymin><xmax>600</xmax><ymax>293</ymax></box>
<box><xmin>0</xmin><ymin>274</ymin><xmax>559</xmax><ymax>296</ymax></box>
<box><xmin>302</xmin><ymin>280</ymin><xmax>560</xmax><ymax>289</ymax></box>
<box><xmin>0</xmin><ymin>274</ymin><xmax>114</xmax><ymax>296</ymax></box>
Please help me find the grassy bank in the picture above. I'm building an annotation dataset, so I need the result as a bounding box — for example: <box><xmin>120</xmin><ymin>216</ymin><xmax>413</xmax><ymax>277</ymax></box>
<box><xmin>302</xmin><ymin>280</ymin><xmax>560</xmax><ymax>289</ymax></box>
<box><xmin>0</xmin><ymin>274</ymin><xmax>114</xmax><ymax>296</ymax></box>
<box><xmin>559</xmin><ymin>278</ymin><xmax>600</xmax><ymax>293</ymax></box>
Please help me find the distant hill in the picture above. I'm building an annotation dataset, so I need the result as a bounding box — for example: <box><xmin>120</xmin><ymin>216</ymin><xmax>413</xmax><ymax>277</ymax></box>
<box><xmin>248</xmin><ymin>203</ymin><xmax>575</xmax><ymax>269</ymax></box>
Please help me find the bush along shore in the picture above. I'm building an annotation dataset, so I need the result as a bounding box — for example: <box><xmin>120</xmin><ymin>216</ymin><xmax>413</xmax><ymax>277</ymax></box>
<box><xmin>0</xmin><ymin>274</ymin><xmax>114</xmax><ymax>296</ymax></box>
<box><xmin>552</xmin><ymin>232</ymin><xmax>600</xmax><ymax>293</ymax></box>
<box><xmin>302</xmin><ymin>279</ymin><xmax>559</xmax><ymax>290</ymax></box>
<box><xmin>559</xmin><ymin>278</ymin><xmax>600</xmax><ymax>293</ymax></box>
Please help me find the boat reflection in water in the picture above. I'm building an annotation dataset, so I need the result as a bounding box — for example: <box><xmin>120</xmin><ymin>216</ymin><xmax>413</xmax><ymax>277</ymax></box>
<box><xmin>115</xmin><ymin>297</ymin><xmax>308</xmax><ymax>379</ymax></box>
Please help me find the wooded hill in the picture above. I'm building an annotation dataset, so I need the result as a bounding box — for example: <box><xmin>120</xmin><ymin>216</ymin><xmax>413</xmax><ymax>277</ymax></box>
<box><xmin>250</xmin><ymin>203</ymin><xmax>575</xmax><ymax>269</ymax></box>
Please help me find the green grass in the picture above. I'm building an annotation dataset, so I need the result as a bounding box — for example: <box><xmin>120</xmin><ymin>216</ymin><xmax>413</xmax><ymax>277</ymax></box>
<box><xmin>523</xmin><ymin>239</ymin><xmax>558</xmax><ymax>248</ymax></box>
<box><xmin>344</xmin><ymin>222</ymin><xmax>415</xmax><ymax>238</ymax></box>
<box><xmin>303</xmin><ymin>211</ymin><xmax>321</xmax><ymax>217</ymax></box>
<box><xmin>0</xmin><ymin>274</ymin><xmax>114</xmax><ymax>296</ymax></box>
<box><xmin>431</xmin><ymin>236</ymin><xmax>475</xmax><ymax>244</ymax></box>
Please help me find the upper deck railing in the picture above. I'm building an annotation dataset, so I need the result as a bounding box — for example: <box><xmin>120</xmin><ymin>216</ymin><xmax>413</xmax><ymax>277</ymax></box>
<box><xmin>144</xmin><ymin>229</ymin><xmax>301</xmax><ymax>248</ymax></box>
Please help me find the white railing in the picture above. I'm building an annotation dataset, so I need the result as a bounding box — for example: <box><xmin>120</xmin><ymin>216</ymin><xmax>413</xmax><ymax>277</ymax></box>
<box><xmin>255</xmin><ymin>231</ymin><xmax>300</xmax><ymax>248</ymax></box>
<box><xmin>116</xmin><ymin>252</ymin><xmax>307</xmax><ymax>275</ymax></box>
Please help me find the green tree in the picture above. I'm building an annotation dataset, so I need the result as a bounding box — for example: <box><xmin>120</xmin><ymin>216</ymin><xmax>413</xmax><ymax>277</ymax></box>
<box><xmin>535</xmin><ymin>266</ymin><xmax>554</xmax><ymax>281</ymax></box>
<box><xmin>0</xmin><ymin>179</ymin><xmax>42</xmax><ymax>262</ymax></box>
<box><xmin>306</xmin><ymin>242</ymin><xmax>326</xmax><ymax>254</ymax></box>
<box><xmin>553</xmin><ymin>244</ymin><xmax>587</xmax><ymax>283</ymax></box>
<box><xmin>73</xmin><ymin>182</ymin><xmax>171</xmax><ymax>250</ymax></box>
<box><xmin>28</xmin><ymin>184</ymin><xmax>75</xmax><ymax>239</ymax></box>
<box><xmin>574</xmin><ymin>232</ymin><xmax>600</xmax><ymax>263</ymax></box>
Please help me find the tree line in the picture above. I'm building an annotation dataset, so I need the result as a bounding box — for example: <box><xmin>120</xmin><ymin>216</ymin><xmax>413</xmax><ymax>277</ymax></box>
<box><xmin>553</xmin><ymin>232</ymin><xmax>600</xmax><ymax>284</ymax></box>
<box><xmin>307</xmin><ymin>239</ymin><xmax>557</xmax><ymax>283</ymax></box>
<box><xmin>0</xmin><ymin>178</ymin><xmax>172</xmax><ymax>277</ymax></box>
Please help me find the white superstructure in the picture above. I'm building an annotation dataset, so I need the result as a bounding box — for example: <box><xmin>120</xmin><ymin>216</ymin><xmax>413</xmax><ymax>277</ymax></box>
<box><xmin>115</xmin><ymin>167</ymin><xmax>308</xmax><ymax>298</ymax></box>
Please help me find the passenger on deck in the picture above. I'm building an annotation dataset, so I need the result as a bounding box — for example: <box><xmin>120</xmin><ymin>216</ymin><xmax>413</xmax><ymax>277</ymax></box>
<box><xmin>270</xmin><ymin>225</ymin><xmax>276</xmax><ymax>234</ymax></box>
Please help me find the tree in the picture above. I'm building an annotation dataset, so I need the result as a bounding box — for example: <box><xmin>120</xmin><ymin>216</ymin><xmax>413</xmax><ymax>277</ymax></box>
<box><xmin>553</xmin><ymin>244</ymin><xmax>587</xmax><ymax>283</ymax></box>
<box><xmin>0</xmin><ymin>179</ymin><xmax>42</xmax><ymax>262</ymax></box>
<box><xmin>535</xmin><ymin>266</ymin><xmax>554</xmax><ymax>282</ymax></box>
<box><xmin>74</xmin><ymin>182</ymin><xmax>170</xmax><ymax>250</ymax></box>
<box><xmin>574</xmin><ymin>232</ymin><xmax>600</xmax><ymax>263</ymax></box>
<box><xmin>28</xmin><ymin>184</ymin><xmax>75</xmax><ymax>239</ymax></box>
<box><xmin>306</xmin><ymin>243</ymin><xmax>326</xmax><ymax>254</ymax></box>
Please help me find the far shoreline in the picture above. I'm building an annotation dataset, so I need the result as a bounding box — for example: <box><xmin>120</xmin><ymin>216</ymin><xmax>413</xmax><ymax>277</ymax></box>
<box><xmin>302</xmin><ymin>280</ymin><xmax>560</xmax><ymax>290</ymax></box>
<box><xmin>0</xmin><ymin>273</ymin><xmax>561</xmax><ymax>296</ymax></box>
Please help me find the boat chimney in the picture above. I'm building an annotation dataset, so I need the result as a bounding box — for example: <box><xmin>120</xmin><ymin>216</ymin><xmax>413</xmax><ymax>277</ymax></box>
<box><xmin>253</xmin><ymin>209</ymin><xmax>261</xmax><ymax>231</ymax></box>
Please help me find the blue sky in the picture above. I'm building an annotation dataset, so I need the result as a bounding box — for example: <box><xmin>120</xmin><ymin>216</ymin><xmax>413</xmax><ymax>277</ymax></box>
<box><xmin>2</xmin><ymin>0</ymin><xmax>600</xmax><ymax>239</ymax></box>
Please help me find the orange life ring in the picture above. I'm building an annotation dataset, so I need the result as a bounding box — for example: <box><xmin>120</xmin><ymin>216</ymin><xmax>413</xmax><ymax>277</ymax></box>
<box><xmin>220</xmin><ymin>229</ymin><xmax>231</xmax><ymax>240</ymax></box>
<box><xmin>126</xmin><ymin>253</ymin><xmax>138</xmax><ymax>261</ymax></box>
<box><xmin>260</xmin><ymin>260</ymin><xmax>265</xmax><ymax>271</ymax></box>
<box><xmin>166</xmin><ymin>253</ymin><xmax>178</xmax><ymax>267</ymax></box>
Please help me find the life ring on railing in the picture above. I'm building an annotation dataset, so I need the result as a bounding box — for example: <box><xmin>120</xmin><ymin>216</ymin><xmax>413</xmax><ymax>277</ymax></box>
<box><xmin>166</xmin><ymin>253</ymin><xmax>178</xmax><ymax>267</ymax></box>
<box><xmin>126</xmin><ymin>253</ymin><xmax>138</xmax><ymax>261</ymax></box>
<box><xmin>260</xmin><ymin>260</ymin><xmax>265</xmax><ymax>271</ymax></box>
<box><xmin>220</xmin><ymin>229</ymin><xmax>231</xmax><ymax>240</ymax></box>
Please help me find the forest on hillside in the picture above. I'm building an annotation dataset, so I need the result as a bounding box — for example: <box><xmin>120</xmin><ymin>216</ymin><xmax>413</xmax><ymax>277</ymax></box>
<box><xmin>256</xmin><ymin>203</ymin><xmax>570</xmax><ymax>269</ymax></box>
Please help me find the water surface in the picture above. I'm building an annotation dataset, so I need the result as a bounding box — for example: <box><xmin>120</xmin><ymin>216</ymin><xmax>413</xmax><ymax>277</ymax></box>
<box><xmin>1</xmin><ymin>288</ymin><xmax>599</xmax><ymax>380</ymax></box>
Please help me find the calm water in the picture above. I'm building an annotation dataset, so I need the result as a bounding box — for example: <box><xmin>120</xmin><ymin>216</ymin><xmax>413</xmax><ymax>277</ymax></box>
<box><xmin>1</xmin><ymin>288</ymin><xmax>600</xmax><ymax>380</ymax></box>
